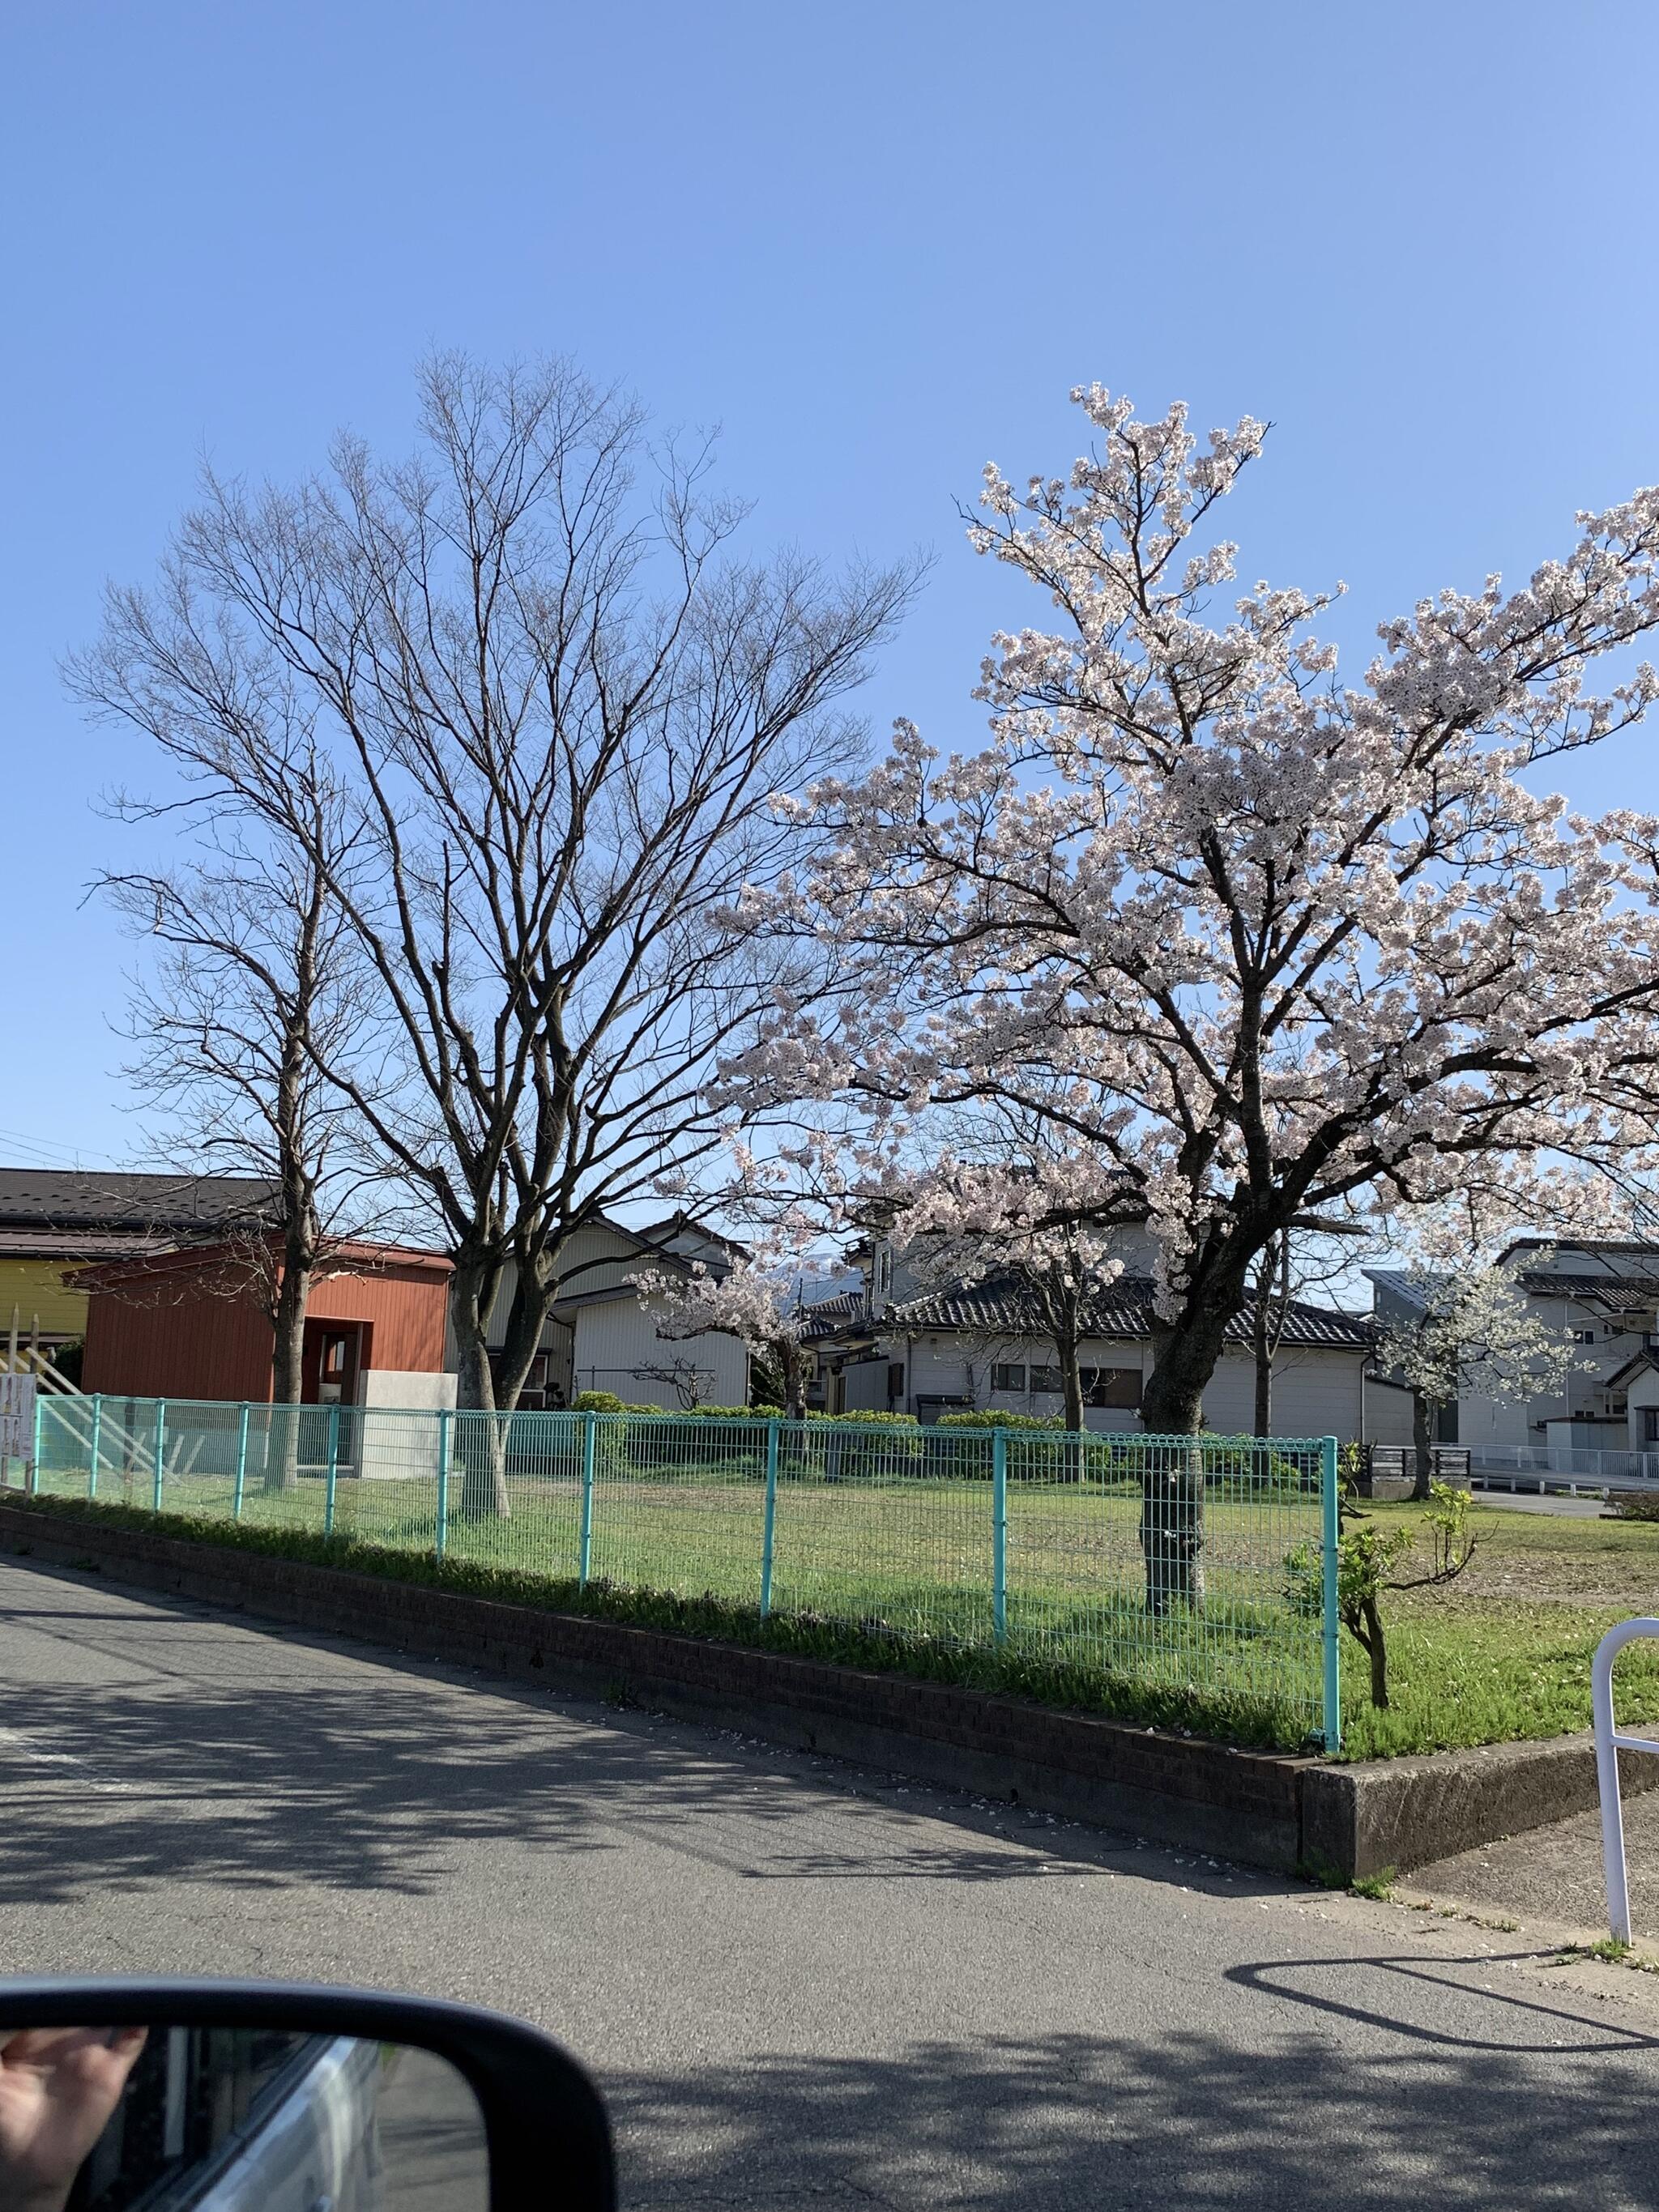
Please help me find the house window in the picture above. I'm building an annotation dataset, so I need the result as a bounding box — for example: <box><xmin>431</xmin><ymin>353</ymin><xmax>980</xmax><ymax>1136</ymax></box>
<box><xmin>991</xmin><ymin>1362</ymin><xmax>1026</xmax><ymax>1393</ymax></box>
<box><xmin>1029</xmin><ymin>1365</ymin><xmax>1063</xmax><ymax>1395</ymax></box>
<box><xmin>887</xmin><ymin>1362</ymin><xmax>906</xmax><ymax>1401</ymax></box>
<box><xmin>1644</xmin><ymin>1409</ymin><xmax>1659</xmax><ymax>1446</ymax></box>
<box><xmin>1081</xmin><ymin>1366</ymin><xmax>1144</xmax><ymax>1410</ymax></box>
<box><xmin>1572</xmin><ymin>1329</ymin><xmax>1595</xmax><ymax>1345</ymax></box>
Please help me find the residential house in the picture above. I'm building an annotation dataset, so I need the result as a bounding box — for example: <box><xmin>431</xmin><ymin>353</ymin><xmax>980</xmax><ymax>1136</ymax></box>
<box><xmin>808</xmin><ymin>1229</ymin><xmax>1376</xmax><ymax>1438</ymax></box>
<box><xmin>475</xmin><ymin>1213</ymin><xmax>752</xmax><ymax>1409</ymax></box>
<box><xmin>0</xmin><ymin>1168</ymin><xmax>277</xmax><ymax>1365</ymax></box>
<box><xmin>78</xmin><ymin>1238</ymin><xmax>455</xmax><ymax>1410</ymax></box>
<box><xmin>1380</xmin><ymin>1238</ymin><xmax>1659</xmax><ymax>1462</ymax></box>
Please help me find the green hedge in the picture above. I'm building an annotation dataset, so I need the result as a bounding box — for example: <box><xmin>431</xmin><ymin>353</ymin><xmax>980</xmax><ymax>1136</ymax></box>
<box><xmin>936</xmin><ymin>1410</ymin><xmax>1065</xmax><ymax>1433</ymax></box>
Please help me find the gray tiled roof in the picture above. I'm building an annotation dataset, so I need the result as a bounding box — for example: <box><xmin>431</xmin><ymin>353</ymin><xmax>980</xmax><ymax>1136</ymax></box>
<box><xmin>800</xmin><ymin>1289</ymin><xmax>868</xmax><ymax>1340</ymax></box>
<box><xmin>1517</xmin><ymin>1272</ymin><xmax>1659</xmax><ymax>1304</ymax></box>
<box><xmin>0</xmin><ymin>1170</ymin><xmax>279</xmax><ymax>1234</ymax></box>
<box><xmin>884</xmin><ymin>1273</ymin><xmax>1372</xmax><ymax>1349</ymax></box>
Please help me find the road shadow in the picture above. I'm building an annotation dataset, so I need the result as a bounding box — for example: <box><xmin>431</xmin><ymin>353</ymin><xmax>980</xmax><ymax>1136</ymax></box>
<box><xmin>0</xmin><ymin>1560</ymin><xmax>1283</xmax><ymax>1906</ymax></box>
<box><xmin>608</xmin><ymin>2023</ymin><xmax>1659</xmax><ymax>2210</ymax></box>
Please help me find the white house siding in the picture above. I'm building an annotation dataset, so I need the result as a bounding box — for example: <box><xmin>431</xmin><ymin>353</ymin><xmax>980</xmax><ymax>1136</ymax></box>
<box><xmin>1189</xmin><ymin>1349</ymin><xmax>1362</xmax><ymax>1440</ymax></box>
<box><xmin>864</xmin><ymin>1329</ymin><xmax>1365</xmax><ymax>1439</ymax></box>
<box><xmin>569</xmin><ymin>1294</ymin><xmax>748</xmax><ymax>1409</ymax></box>
<box><xmin>1366</xmin><ymin>1375</ymin><xmax>1418</xmax><ymax>1447</ymax></box>
<box><xmin>461</xmin><ymin>1221</ymin><xmax>748</xmax><ymax>1409</ymax></box>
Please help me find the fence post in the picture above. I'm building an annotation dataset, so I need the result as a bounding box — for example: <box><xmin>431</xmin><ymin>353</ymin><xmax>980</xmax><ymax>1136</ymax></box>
<box><xmin>761</xmin><ymin>1417</ymin><xmax>780</xmax><ymax>1617</ymax></box>
<box><xmin>232</xmin><ymin>1404</ymin><xmax>249</xmax><ymax>1519</ymax></box>
<box><xmin>87</xmin><ymin>1394</ymin><xmax>102</xmax><ymax>1500</ymax></box>
<box><xmin>1321</xmin><ymin>1434</ymin><xmax>1341</xmax><ymax>1754</ymax></box>
<box><xmin>28</xmin><ymin>1383</ymin><xmax>42</xmax><ymax>1494</ymax></box>
<box><xmin>435</xmin><ymin>1409</ymin><xmax>451</xmax><ymax>1561</ymax></box>
<box><xmin>578</xmin><ymin>1412</ymin><xmax>596</xmax><ymax>1588</ymax></box>
<box><xmin>151</xmin><ymin>1400</ymin><xmax>167</xmax><ymax>1513</ymax></box>
<box><xmin>324</xmin><ymin>1402</ymin><xmax>340</xmax><ymax>1536</ymax></box>
<box><xmin>992</xmin><ymin>1426</ymin><xmax>1009</xmax><ymax>1643</ymax></box>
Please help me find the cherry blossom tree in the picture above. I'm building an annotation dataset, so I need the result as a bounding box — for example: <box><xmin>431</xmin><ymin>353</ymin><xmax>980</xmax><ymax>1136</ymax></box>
<box><xmin>629</xmin><ymin>1257</ymin><xmax>813</xmax><ymax>1419</ymax></box>
<box><xmin>724</xmin><ymin>381</ymin><xmax>1659</xmax><ymax>1606</ymax></box>
<box><xmin>1376</xmin><ymin>1259</ymin><xmax>1589</xmax><ymax>1498</ymax></box>
<box><xmin>886</xmin><ymin>1131</ymin><xmax>1128</xmax><ymax>1440</ymax></box>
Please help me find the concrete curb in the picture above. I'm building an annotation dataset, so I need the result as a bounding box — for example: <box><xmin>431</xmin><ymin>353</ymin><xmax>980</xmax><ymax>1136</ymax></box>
<box><xmin>3</xmin><ymin>1498</ymin><xmax>1653</xmax><ymax>1880</ymax></box>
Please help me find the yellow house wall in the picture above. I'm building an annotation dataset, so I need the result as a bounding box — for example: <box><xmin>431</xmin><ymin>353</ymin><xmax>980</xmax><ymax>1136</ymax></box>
<box><xmin>0</xmin><ymin>1259</ymin><xmax>87</xmax><ymax>1338</ymax></box>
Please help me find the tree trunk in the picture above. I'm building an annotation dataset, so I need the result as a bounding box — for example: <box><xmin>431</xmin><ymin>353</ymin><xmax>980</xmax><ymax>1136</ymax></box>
<box><xmin>450</xmin><ymin>1249</ymin><xmax>511</xmax><ymax>1518</ymax></box>
<box><xmin>1361</xmin><ymin>1595</ymin><xmax>1389</xmax><ymax>1708</ymax></box>
<box><xmin>1252</xmin><ymin>1274</ymin><xmax>1272</xmax><ymax>1438</ymax></box>
<box><xmin>1139</xmin><ymin>1265</ymin><xmax>1251</xmax><ymax>1615</ymax></box>
<box><xmin>1411</xmin><ymin>1391</ymin><xmax>1435</xmax><ymax>1502</ymax></box>
<box><xmin>1053</xmin><ymin>1321</ymin><xmax>1087</xmax><ymax>1482</ymax></box>
<box><xmin>781</xmin><ymin>1341</ymin><xmax>807</xmax><ymax>1423</ymax></box>
<box><xmin>265</xmin><ymin>1245</ymin><xmax>311</xmax><ymax>1494</ymax></box>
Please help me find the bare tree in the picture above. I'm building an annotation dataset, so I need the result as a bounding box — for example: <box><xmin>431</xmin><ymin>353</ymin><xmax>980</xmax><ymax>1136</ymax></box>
<box><xmin>69</xmin><ymin>355</ymin><xmax>919</xmax><ymax>1511</ymax></box>
<box><xmin>99</xmin><ymin>812</ymin><xmax>385</xmax><ymax>1486</ymax></box>
<box><xmin>1248</xmin><ymin>1225</ymin><xmax>1366</xmax><ymax>1437</ymax></box>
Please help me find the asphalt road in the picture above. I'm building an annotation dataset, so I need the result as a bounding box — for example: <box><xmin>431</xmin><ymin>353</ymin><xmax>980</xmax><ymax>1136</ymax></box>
<box><xmin>3</xmin><ymin>1556</ymin><xmax>1658</xmax><ymax>2210</ymax></box>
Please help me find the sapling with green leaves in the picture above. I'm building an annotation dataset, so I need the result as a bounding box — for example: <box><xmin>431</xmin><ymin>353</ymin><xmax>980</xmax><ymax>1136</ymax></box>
<box><xmin>1286</xmin><ymin>1481</ymin><xmax>1476</xmax><ymax>1709</ymax></box>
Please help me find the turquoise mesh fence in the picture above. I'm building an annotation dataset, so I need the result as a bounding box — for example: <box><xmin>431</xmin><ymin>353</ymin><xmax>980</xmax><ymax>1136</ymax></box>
<box><xmin>14</xmin><ymin>1395</ymin><xmax>1339</xmax><ymax>1748</ymax></box>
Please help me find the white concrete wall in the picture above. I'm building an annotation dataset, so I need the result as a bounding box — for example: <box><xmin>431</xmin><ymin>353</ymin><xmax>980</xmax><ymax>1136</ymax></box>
<box><xmin>1455</xmin><ymin>1388</ymin><xmax>1529</xmax><ymax>1451</ymax></box>
<box><xmin>361</xmin><ymin>1368</ymin><xmax>457</xmax><ymax>1413</ymax></box>
<box><xmin>570</xmin><ymin>1295</ymin><xmax>748</xmax><ymax>1409</ymax></box>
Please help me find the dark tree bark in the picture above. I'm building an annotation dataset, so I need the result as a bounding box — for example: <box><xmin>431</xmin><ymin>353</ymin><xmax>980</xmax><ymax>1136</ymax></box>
<box><xmin>450</xmin><ymin>1247</ymin><xmax>511</xmax><ymax>1517</ymax></box>
<box><xmin>1411</xmin><ymin>1389</ymin><xmax>1436</xmax><ymax>1502</ymax></box>
<box><xmin>779</xmin><ymin>1340</ymin><xmax>808</xmax><ymax>1423</ymax></box>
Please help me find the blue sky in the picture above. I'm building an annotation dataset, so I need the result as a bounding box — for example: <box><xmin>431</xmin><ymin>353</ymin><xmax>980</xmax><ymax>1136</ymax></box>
<box><xmin>4</xmin><ymin>0</ymin><xmax>1657</xmax><ymax>1170</ymax></box>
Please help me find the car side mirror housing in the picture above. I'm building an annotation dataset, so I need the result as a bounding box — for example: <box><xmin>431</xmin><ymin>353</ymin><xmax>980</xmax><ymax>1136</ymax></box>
<box><xmin>0</xmin><ymin>1977</ymin><xmax>614</xmax><ymax>2212</ymax></box>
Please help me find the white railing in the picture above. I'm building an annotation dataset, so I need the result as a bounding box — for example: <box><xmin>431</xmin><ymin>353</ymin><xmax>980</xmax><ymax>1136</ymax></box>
<box><xmin>1593</xmin><ymin>1618</ymin><xmax>1659</xmax><ymax>1944</ymax></box>
<box><xmin>1469</xmin><ymin>1444</ymin><xmax>1659</xmax><ymax>1490</ymax></box>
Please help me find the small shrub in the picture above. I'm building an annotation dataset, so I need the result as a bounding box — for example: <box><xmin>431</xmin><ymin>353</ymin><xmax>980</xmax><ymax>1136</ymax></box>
<box><xmin>1607</xmin><ymin>1490</ymin><xmax>1659</xmax><ymax>1523</ymax></box>
<box><xmin>806</xmin><ymin>1409</ymin><xmax>919</xmax><ymax>1427</ymax></box>
<box><xmin>1350</xmin><ymin>1865</ymin><xmax>1397</xmax><ymax>1900</ymax></box>
<box><xmin>572</xmin><ymin>1391</ymin><xmax>628</xmax><ymax>1414</ymax></box>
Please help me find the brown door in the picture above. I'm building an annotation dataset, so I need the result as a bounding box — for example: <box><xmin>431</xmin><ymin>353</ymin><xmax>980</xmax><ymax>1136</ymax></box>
<box><xmin>301</xmin><ymin>1321</ymin><xmax>362</xmax><ymax>1406</ymax></box>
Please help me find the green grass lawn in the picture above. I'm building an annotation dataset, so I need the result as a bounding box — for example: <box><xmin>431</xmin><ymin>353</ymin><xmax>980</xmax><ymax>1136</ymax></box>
<box><xmin>1337</xmin><ymin>1498</ymin><xmax>1659</xmax><ymax>1760</ymax></box>
<box><xmin>23</xmin><ymin>1451</ymin><xmax>1659</xmax><ymax>1762</ymax></box>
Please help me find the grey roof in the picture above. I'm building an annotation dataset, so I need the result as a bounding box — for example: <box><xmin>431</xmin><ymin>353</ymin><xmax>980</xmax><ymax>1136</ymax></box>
<box><xmin>0</xmin><ymin>1170</ymin><xmax>279</xmax><ymax>1237</ymax></box>
<box><xmin>1603</xmin><ymin>1349</ymin><xmax>1659</xmax><ymax>1389</ymax></box>
<box><xmin>1500</xmin><ymin>1237</ymin><xmax>1659</xmax><ymax>1263</ymax></box>
<box><xmin>1517</xmin><ymin>1272</ymin><xmax>1659</xmax><ymax>1306</ymax></box>
<box><xmin>800</xmin><ymin>1289</ymin><xmax>868</xmax><ymax>1341</ymax></box>
<box><xmin>881</xmin><ymin>1273</ymin><xmax>1372</xmax><ymax>1350</ymax></box>
<box><xmin>1363</xmin><ymin>1267</ymin><xmax>1439</xmax><ymax>1306</ymax></box>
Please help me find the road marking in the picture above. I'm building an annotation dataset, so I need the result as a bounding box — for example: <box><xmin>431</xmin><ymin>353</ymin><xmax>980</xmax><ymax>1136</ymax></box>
<box><xmin>0</xmin><ymin>1724</ymin><xmax>134</xmax><ymax>1794</ymax></box>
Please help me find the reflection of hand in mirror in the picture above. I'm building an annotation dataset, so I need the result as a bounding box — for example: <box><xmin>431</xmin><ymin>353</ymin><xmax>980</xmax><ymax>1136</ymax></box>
<box><xmin>0</xmin><ymin>2027</ymin><xmax>148</xmax><ymax>2212</ymax></box>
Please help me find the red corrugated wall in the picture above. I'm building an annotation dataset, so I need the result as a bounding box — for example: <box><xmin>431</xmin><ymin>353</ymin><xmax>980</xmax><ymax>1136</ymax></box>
<box><xmin>82</xmin><ymin>1249</ymin><xmax>450</xmax><ymax>1401</ymax></box>
<box><xmin>306</xmin><ymin>1262</ymin><xmax>450</xmax><ymax>1373</ymax></box>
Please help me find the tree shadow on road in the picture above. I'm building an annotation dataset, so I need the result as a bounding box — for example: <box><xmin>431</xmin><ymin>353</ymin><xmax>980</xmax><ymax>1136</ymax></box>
<box><xmin>0</xmin><ymin>1564</ymin><xmax>1273</xmax><ymax>1906</ymax></box>
<box><xmin>608</xmin><ymin>2016</ymin><xmax>1659</xmax><ymax>2211</ymax></box>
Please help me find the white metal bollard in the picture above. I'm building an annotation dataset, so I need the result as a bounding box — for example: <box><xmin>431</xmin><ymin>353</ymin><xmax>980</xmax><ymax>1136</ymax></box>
<box><xmin>1593</xmin><ymin>1617</ymin><xmax>1659</xmax><ymax>1945</ymax></box>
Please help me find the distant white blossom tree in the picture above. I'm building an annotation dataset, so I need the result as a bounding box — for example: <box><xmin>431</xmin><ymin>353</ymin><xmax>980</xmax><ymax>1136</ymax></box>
<box><xmin>629</xmin><ymin>1257</ymin><xmax>812</xmax><ymax>1419</ymax></box>
<box><xmin>722</xmin><ymin>380</ymin><xmax>1659</xmax><ymax>1607</ymax></box>
<box><xmin>1378</xmin><ymin>1261</ymin><xmax>1589</xmax><ymax>1498</ymax></box>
